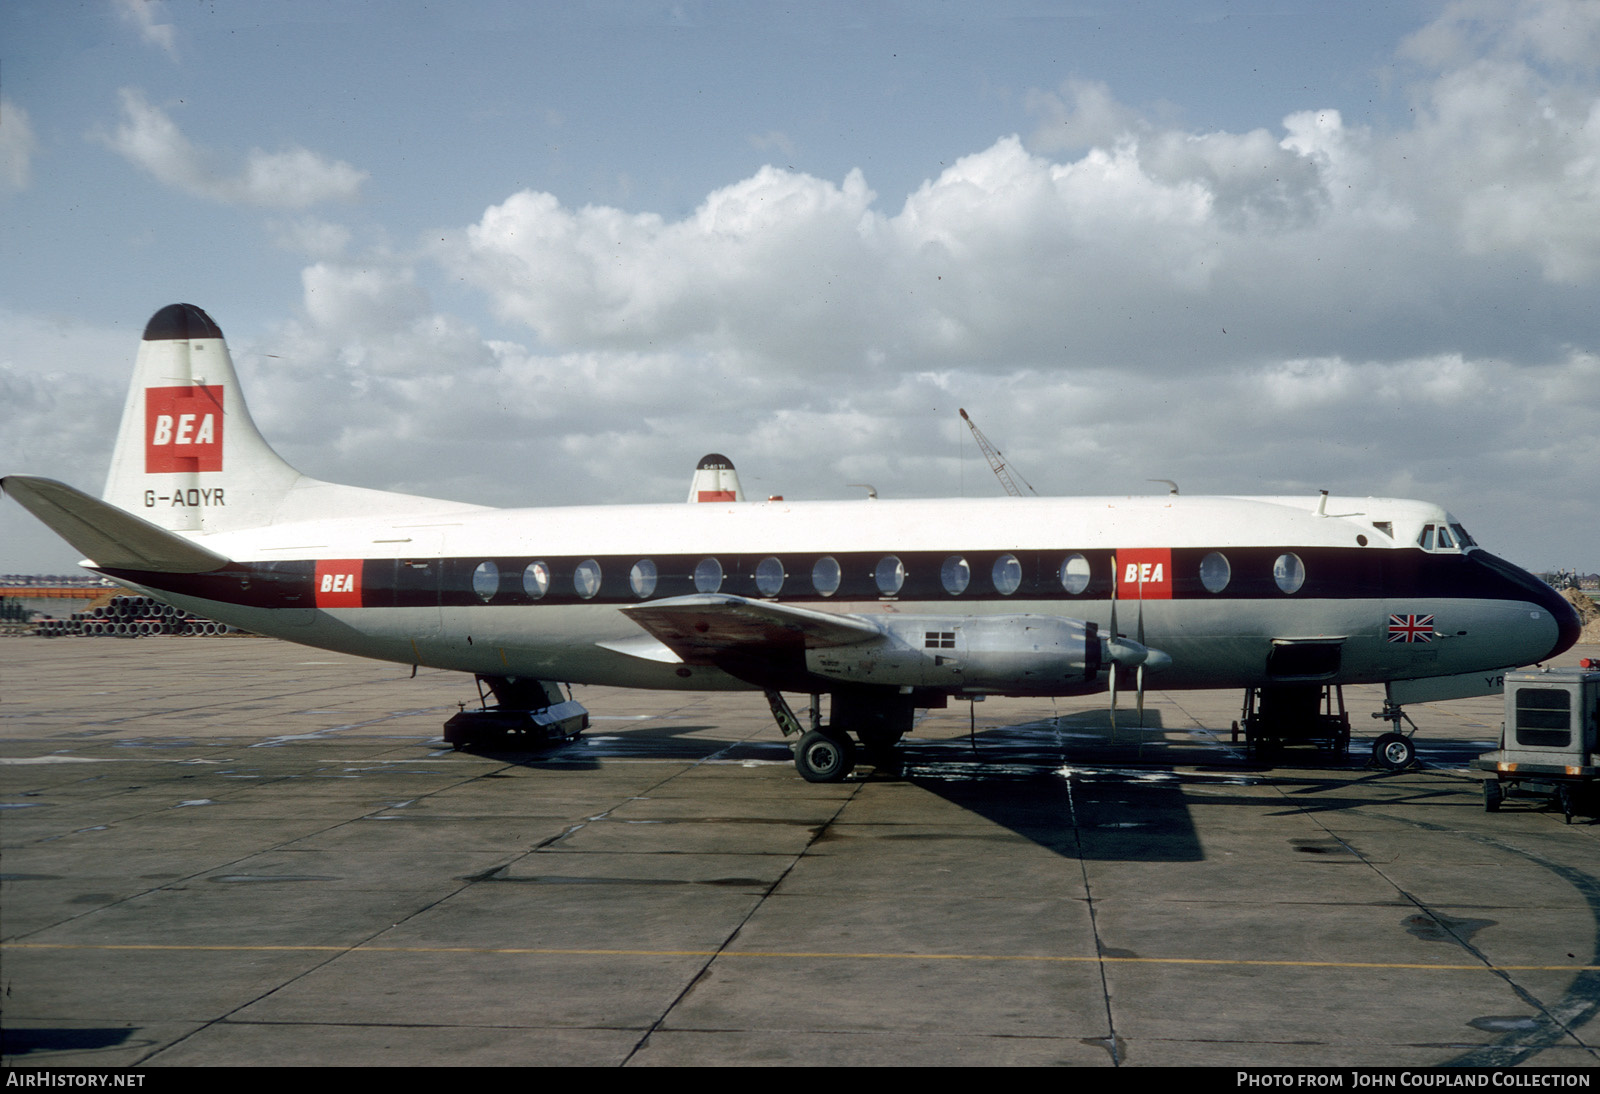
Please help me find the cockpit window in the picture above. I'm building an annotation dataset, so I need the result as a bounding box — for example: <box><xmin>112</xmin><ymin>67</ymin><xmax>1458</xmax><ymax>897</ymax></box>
<box><xmin>1417</xmin><ymin>523</ymin><xmax>1469</xmax><ymax>553</ymax></box>
<box><xmin>1371</xmin><ymin>521</ymin><xmax>1393</xmax><ymax>538</ymax></box>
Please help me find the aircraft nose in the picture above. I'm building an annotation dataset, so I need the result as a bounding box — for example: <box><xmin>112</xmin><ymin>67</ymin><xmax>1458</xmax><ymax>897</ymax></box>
<box><xmin>1471</xmin><ymin>550</ymin><xmax>1581</xmax><ymax>662</ymax></box>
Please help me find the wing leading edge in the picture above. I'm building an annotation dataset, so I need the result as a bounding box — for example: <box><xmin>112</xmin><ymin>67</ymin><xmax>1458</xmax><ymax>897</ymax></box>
<box><xmin>621</xmin><ymin>594</ymin><xmax>882</xmax><ymax>666</ymax></box>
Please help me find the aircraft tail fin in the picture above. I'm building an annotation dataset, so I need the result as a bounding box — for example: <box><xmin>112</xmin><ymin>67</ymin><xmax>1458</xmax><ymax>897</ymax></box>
<box><xmin>102</xmin><ymin>304</ymin><xmax>301</xmax><ymax>534</ymax></box>
<box><xmin>2</xmin><ymin>475</ymin><xmax>231</xmax><ymax>572</ymax></box>
<box><xmin>99</xmin><ymin>304</ymin><xmax>484</xmax><ymax>535</ymax></box>
<box><xmin>687</xmin><ymin>453</ymin><xmax>746</xmax><ymax>503</ymax></box>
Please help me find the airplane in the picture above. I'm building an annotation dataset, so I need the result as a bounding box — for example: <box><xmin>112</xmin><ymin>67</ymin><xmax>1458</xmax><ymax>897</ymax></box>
<box><xmin>4</xmin><ymin>304</ymin><xmax>1582</xmax><ymax>782</ymax></box>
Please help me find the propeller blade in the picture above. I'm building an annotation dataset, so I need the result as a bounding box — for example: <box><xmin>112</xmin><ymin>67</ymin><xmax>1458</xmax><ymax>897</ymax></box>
<box><xmin>1134</xmin><ymin>578</ymin><xmax>1146</xmax><ymax>729</ymax></box>
<box><xmin>1108</xmin><ymin>663</ymin><xmax>1118</xmax><ymax>740</ymax></box>
<box><xmin>1108</xmin><ymin>557</ymin><xmax>1118</xmax><ymax>740</ymax></box>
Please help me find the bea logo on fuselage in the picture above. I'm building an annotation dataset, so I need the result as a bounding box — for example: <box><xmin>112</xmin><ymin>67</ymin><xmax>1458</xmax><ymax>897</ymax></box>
<box><xmin>145</xmin><ymin>385</ymin><xmax>224</xmax><ymax>473</ymax></box>
<box><xmin>314</xmin><ymin>560</ymin><xmax>364</xmax><ymax>608</ymax></box>
<box><xmin>1115</xmin><ymin>549</ymin><xmax>1173</xmax><ymax>599</ymax></box>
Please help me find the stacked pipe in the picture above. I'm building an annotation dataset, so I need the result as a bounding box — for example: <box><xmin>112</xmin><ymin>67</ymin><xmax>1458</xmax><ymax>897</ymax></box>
<box><xmin>27</xmin><ymin>594</ymin><xmax>239</xmax><ymax>637</ymax></box>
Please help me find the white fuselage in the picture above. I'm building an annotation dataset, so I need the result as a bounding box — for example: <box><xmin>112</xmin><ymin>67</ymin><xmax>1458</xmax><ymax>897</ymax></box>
<box><xmin>107</xmin><ymin>492</ymin><xmax>1574</xmax><ymax>696</ymax></box>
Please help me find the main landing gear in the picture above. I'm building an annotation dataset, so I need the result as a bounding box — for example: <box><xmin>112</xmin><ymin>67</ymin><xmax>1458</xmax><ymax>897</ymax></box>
<box><xmin>795</xmin><ymin>731</ymin><xmax>856</xmax><ymax>782</ymax></box>
<box><xmin>767</xmin><ymin>688</ymin><xmax>916</xmax><ymax>782</ymax></box>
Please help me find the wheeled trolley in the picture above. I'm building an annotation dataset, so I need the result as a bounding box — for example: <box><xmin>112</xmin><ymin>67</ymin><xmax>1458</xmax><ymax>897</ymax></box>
<box><xmin>1474</xmin><ymin>666</ymin><xmax>1598</xmax><ymax>823</ymax></box>
<box><xmin>1232</xmin><ymin>685</ymin><xmax>1352</xmax><ymax>757</ymax></box>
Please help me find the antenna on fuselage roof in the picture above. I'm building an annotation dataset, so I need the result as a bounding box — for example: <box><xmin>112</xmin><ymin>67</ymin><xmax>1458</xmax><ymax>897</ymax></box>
<box><xmin>1149</xmin><ymin>479</ymin><xmax>1180</xmax><ymax>495</ymax></box>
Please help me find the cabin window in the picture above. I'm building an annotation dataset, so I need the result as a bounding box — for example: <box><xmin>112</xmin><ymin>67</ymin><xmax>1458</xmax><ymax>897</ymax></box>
<box><xmin>941</xmin><ymin>555</ymin><xmax>971</xmax><ymax>596</ymax></box>
<box><xmin>630</xmin><ymin>560</ymin><xmax>658</xmax><ymax>599</ymax></box>
<box><xmin>471</xmin><ymin>560</ymin><xmax>499</xmax><ymax>602</ymax></box>
<box><xmin>523</xmin><ymin>561</ymin><xmax>550</xmax><ymax>600</ymax></box>
<box><xmin>875</xmin><ymin>555</ymin><xmax>906</xmax><ymax>597</ymax></box>
<box><xmin>1273</xmin><ymin>553</ymin><xmax>1305</xmax><ymax>594</ymax></box>
<box><xmin>1199</xmin><ymin>552</ymin><xmax>1230</xmax><ymax>593</ymax></box>
<box><xmin>693</xmin><ymin>557</ymin><xmax>723</xmax><ymax>593</ymax></box>
<box><xmin>812</xmin><ymin>556</ymin><xmax>842</xmax><ymax>597</ymax></box>
<box><xmin>1059</xmin><ymin>553</ymin><xmax>1090</xmax><ymax>595</ymax></box>
<box><xmin>574</xmin><ymin>559</ymin><xmax>602</xmax><ymax>599</ymax></box>
<box><xmin>992</xmin><ymin>553</ymin><xmax>1022</xmax><ymax>596</ymax></box>
<box><xmin>755</xmin><ymin>556</ymin><xmax>785</xmax><ymax>597</ymax></box>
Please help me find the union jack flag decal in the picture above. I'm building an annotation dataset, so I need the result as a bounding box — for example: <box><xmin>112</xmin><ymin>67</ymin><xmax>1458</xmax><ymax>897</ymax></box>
<box><xmin>1387</xmin><ymin>613</ymin><xmax>1435</xmax><ymax>643</ymax></box>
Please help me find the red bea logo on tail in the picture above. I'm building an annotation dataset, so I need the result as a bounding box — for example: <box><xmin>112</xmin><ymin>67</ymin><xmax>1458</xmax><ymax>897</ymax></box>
<box><xmin>146</xmin><ymin>386</ymin><xmax>225</xmax><ymax>473</ymax></box>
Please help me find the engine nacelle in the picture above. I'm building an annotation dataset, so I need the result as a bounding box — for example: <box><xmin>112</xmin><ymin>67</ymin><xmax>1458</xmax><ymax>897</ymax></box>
<box><xmin>803</xmin><ymin>614</ymin><xmax>1103</xmax><ymax>695</ymax></box>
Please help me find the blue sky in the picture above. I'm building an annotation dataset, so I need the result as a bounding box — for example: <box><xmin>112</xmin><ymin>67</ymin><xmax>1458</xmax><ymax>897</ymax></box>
<box><xmin>3</xmin><ymin>0</ymin><xmax>1597</xmax><ymax>574</ymax></box>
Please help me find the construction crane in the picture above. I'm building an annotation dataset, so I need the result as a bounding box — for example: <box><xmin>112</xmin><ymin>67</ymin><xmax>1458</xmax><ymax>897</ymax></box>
<box><xmin>959</xmin><ymin>408</ymin><xmax>1037</xmax><ymax>497</ymax></box>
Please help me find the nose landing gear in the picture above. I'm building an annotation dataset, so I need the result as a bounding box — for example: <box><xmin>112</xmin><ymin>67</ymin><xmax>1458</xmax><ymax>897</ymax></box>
<box><xmin>1371</xmin><ymin>702</ymin><xmax>1419</xmax><ymax>770</ymax></box>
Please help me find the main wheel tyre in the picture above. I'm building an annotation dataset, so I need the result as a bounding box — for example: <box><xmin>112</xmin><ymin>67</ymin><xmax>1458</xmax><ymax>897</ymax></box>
<box><xmin>1373</xmin><ymin>732</ymin><xmax>1415</xmax><ymax>770</ymax></box>
<box><xmin>795</xmin><ymin>730</ymin><xmax>855</xmax><ymax>783</ymax></box>
<box><xmin>1483</xmin><ymin>778</ymin><xmax>1503</xmax><ymax>812</ymax></box>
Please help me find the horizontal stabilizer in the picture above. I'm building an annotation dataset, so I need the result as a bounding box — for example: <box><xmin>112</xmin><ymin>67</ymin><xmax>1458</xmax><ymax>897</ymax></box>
<box><xmin>2</xmin><ymin>476</ymin><xmax>231</xmax><ymax>573</ymax></box>
<box><xmin>622</xmin><ymin>594</ymin><xmax>881</xmax><ymax>666</ymax></box>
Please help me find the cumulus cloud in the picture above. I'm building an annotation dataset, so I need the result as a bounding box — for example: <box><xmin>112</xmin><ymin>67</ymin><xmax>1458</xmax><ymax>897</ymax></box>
<box><xmin>1025</xmin><ymin>78</ymin><xmax>1146</xmax><ymax>154</ymax></box>
<box><xmin>267</xmin><ymin>217</ymin><xmax>354</xmax><ymax>259</ymax></box>
<box><xmin>443</xmin><ymin>165</ymin><xmax>882</xmax><ymax>363</ymax></box>
<box><xmin>114</xmin><ymin>0</ymin><xmax>178</xmax><ymax>61</ymax></box>
<box><xmin>101</xmin><ymin>88</ymin><xmax>367</xmax><ymax>208</ymax></box>
<box><xmin>0</xmin><ymin>99</ymin><xmax>36</xmax><ymax>193</ymax></box>
<box><xmin>1400</xmin><ymin>0</ymin><xmax>1600</xmax><ymax>70</ymax></box>
<box><xmin>0</xmin><ymin>311</ymin><xmax>142</xmax><ymax>572</ymax></box>
<box><xmin>1396</xmin><ymin>61</ymin><xmax>1600</xmax><ymax>282</ymax></box>
<box><xmin>393</xmin><ymin>0</ymin><xmax>1593</xmax><ymax>567</ymax></box>
<box><xmin>434</xmin><ymin>0</ymin><xmax>1597</xmax><ymax>384</ymax></box>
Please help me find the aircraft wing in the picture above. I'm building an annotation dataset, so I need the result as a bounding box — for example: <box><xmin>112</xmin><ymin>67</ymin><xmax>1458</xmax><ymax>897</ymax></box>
<box><xmin>1</xmin><ymin>475</ymin><xmax>231</xmax><ymax>573</ymax></box>
<box><xmin>621</xmin><ymin>594</ymin><xmax>881</xmax><ymax>666</ymax></box>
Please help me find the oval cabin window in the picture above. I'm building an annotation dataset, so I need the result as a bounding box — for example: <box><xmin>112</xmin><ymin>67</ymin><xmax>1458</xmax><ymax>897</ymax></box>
<box><xmin>992</xmin><ymin>554</ymin><xmax>1022</xmax><ymax>596</ymax></box>
<box><xmin>574</xmin><ymin>559</ymin><xmax>602</xmax><ymax>599</ymax></box>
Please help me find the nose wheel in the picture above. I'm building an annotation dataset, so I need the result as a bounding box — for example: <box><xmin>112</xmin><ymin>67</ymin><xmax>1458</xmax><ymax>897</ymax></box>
<box><xmin>1372</xmin><ymin>731</ymin><xmax>1416</xmax><ymax>770</ymax></box>
<box><xmin>1371</xmin><ymin>701</ymin><xmax>1419</xmax><ymax>770</ymax></box>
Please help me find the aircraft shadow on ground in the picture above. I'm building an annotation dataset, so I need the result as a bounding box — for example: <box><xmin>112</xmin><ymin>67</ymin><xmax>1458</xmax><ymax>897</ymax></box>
<box><xmin>0</xmin><ymin>1026</ymin><xmax>137</xmax><ymax>1059</ymax></box>
<box><xmin>471</xmin><ymin>710</ymin><xmax>1212</xmax><ymax>862</ymax></box>
<box><xmin>460</xmin><ymin>710</ymin><xmax>1525</xmax><ymax>862</ymax></box>
<box><xmin>894</xmin><ymin>712</ymin><xmax>1207</xmax><ymax>862</ymax></box>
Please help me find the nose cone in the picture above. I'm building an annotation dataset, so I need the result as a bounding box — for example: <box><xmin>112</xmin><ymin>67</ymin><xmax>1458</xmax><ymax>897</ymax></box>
<box><xmin>1548</xmin><ymin>594</ymin><xmax>1583</xmax><ymax>660</ymax></box>
<box><xmin>1473</xmin><ymin>551</ymin><xmax>1582</xmax><ymax>662</ymax></box>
